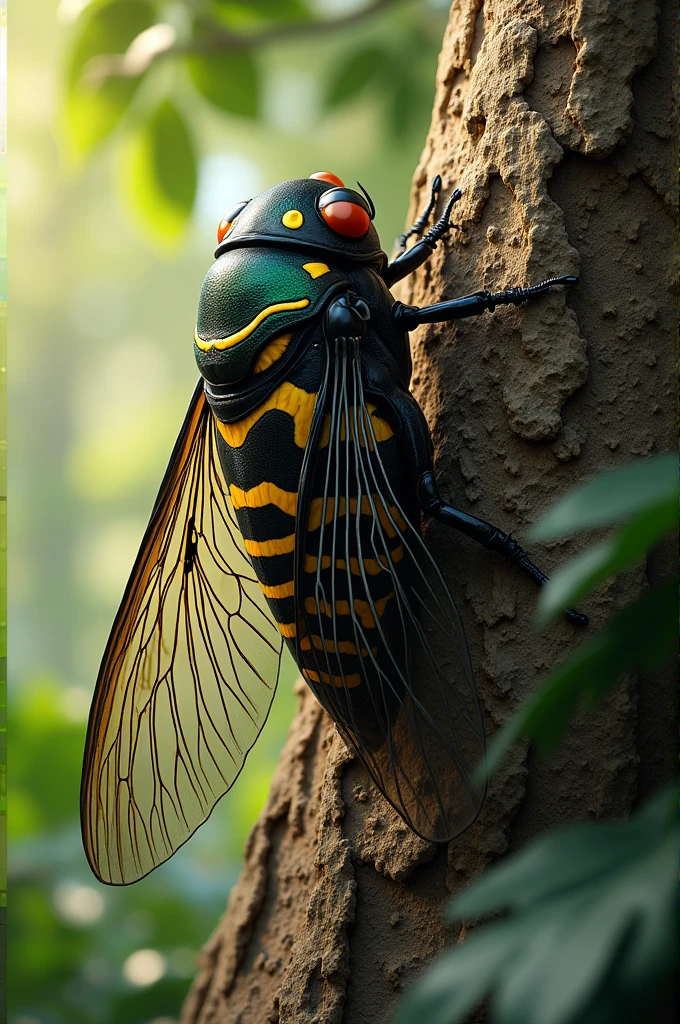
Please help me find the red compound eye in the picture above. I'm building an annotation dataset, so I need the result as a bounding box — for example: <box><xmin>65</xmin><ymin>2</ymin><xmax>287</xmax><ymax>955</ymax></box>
<box><xmin>217</xmin><ymin>217</ymin><xmax>232</xmax><ymax>243</ymax></box>
<box><xmin>216</xmin><ymin>201</ymin><xmax>248</xmax><ymax>244</ymax></box>
<box><xmin>310</xmin><ymin>171</ymin><xmax>345</xmax><ymax>187</ymax></box>
<box><xmin>320</xmin><ymin>201</ymin><xmax>370</xmax><ymax>238</ymax></box>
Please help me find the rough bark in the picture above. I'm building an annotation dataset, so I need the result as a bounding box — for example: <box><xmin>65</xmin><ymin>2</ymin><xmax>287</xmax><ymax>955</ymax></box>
<box><xmin>181</xmin><ymin>2</ymin><xmax>677</xmax><ymax>1021</ymax></box>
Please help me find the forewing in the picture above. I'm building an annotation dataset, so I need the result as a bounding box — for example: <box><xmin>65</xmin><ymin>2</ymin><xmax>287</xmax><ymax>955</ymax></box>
<box><xmin>297</xmin><ymin>344</ymin><xmax>485</xmax><ymax>842</ymax></box>
<box><xmin>81</xmin><ymin>382</ymin><xmax>283</xmax><ymax>884</ymax></box>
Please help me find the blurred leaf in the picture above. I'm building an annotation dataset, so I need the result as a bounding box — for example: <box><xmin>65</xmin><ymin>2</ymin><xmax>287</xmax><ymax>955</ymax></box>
<box><xmin>325</xmin><ymin>44</ymin><xmax>392</xmax><ymax>109</ymax></box>
<box><xmin>211</xmin><ymin>0</ymin><xmax>311</xmax><ymax>20</ymax></box>
<box><xmin>395</xmin><ymin>788</ymin><xmax>676</xmax><ymax>1024</ymax></box>
<box><xmin>484</xmin><ymin>577</ymin><xmax>676</xmax><ymax>777</ymax></box>
<box><xmin>121</xmin><ymin>99</ymin><xmax>197</xmax><ymax>246</ymax></box>
<box><xmin>537</xmin><ymin>499</ymin><xmax>677</xmax><ymax>625</ymax></box>
<box><xmin>64</xmin><ymin>0</ymin><xmax>154</xmax><ymax>156</ymax></box>
<box><xmin>10</xmin><ymin>679</ymin><xmax>86</xmax><ymax>836</ymax></box>
<box><xmin>529</xmin><ymin>453</ymin><xmax>676</xmax><ymax>541</ymax></box>
<box><xmin>394</xmin><ymin>920</ymin><xmax>532</xmax><ymax>1024</ymax></box>
<box><xmin>387</xmin><ymin>74</ymin><xmax>428</xmax><ymax>142</ymax></box>
<box><xmin>186</xmin><ymin>48</ymin><xmax>259</xmax><ymax>118</ymax></box>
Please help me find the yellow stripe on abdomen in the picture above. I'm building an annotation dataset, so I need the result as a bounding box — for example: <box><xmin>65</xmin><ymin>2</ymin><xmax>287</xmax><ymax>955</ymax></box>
<box><xmin>260</xmin><ymin>580</ymin><xmax>295</xmax><ymax>599</ymax></box>
<box><xmin>308</xmin><ymin>496</ymin><xmax>407</xmax><ymax>536</ymax></box>
<box><xmin>319</xmin><ymin>404</ymin><xmax>394</xmax><ymax>448</ymax></box>
<box><xmin>230</xmin><ymin>481</ymin><xmax>297</xmax><ymax>516</ymax></box>
<box><xmin>305</xmin><ymin>591</ymin><xmax>394</xmax><ymax>629</ymax></box>
<box><xmin>214</xmin><ymin>381</ymin><xmax>317</xmax><ymax>449</ymax></box>
<box><xmin>244</xmin><ymin>535</ymin><xmax>295</xmax><ymax>557</ymax></box>
<box><xmin>304</xmin><ymin>545</ymin><xmax>404</xmax><ymax>576</ymax></box>
<box><xmin>300</xmin><ymin>634</ymin><xmax>376</xmax><ymax>658</ymax></box>
<box><xmin>303</xmin><ymin>668</ymin><xmax>362</xmax><ymax>689</ymax></box>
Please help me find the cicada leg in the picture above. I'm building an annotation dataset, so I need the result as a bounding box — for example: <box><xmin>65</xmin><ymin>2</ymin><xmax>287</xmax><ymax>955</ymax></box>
<box><xmin>392</xmin><ymin>276</ymin><xmax>577</xmax><ymax>330</ymax></box>
<box><xmin>383</xmin><ymin>181</ymin><xmax>462</xmax><ymax>289</ymax></box>
<box><xmin>417</xmin><ymin>471</ymin><xmax>588</xmax><ymax>627</ymax></box>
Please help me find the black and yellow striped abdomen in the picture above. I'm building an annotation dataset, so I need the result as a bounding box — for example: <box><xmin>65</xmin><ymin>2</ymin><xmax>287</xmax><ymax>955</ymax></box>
<box><xmin>212</xmin><ymin>337</ymin><xmax>319</xmax><ymax>640</ymax></box>
<box><xmin>212</xmin><ymin>335</ymin><xmax>415</xmax><ymax>745</ymax></box>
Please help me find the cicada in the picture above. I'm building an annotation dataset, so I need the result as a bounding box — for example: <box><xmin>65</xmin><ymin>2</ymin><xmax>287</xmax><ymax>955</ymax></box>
<box><xmin>81</xmin><ymin>171</ymin><xmax>584</xmax><ymax>884</ymax></box>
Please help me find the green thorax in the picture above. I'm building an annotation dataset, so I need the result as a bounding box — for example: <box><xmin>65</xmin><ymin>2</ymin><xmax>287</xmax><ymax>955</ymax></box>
<box><xmin>195</xmin><ymin>247</ymin><xmax>346</xmax><ymax>385</ymax></box>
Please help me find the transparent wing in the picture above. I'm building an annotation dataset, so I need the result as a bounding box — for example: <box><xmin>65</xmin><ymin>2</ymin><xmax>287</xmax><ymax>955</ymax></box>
<box><xmin>81</xmin><ymin>382</ymin><xmax>283</xmax><ymax>884</ymax></box>
<box><xmin>297</xmin><ymin>342</ymin><xmax>485</xmax><ymax>842</ymax></box>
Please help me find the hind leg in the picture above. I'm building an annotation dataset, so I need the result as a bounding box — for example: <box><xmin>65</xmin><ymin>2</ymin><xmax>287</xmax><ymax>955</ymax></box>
<box><xmin>416</xmin><ymin>470</ymin><xmax>588</xmax><ymax>626</ymax></box>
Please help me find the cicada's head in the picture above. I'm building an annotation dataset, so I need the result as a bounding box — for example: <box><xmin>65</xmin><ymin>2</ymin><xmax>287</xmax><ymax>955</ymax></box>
<box><xmin>195</xmin><ymin>173</ymin><xmax>386</xmax><ymax>388</ymax></box>
<box><xmin>213</xmin><ymin>172</ymin><xmax>385</xmax><ymax>268</ymax></box>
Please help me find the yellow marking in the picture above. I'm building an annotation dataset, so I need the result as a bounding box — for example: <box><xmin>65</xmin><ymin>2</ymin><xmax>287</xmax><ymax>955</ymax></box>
<box><xmin>260</xmin><ymin>580</ymin><xmax>295</xmax><ymax>599</ymax></box>
<box><xmin>277</xmin><ymin>622</ymin><xmax>297</xmax><ymax>638</ymax></box>
<box><xmin>319</xmin><ymin>404</ymin><xmax>394</xmax><ymax>448</ymax></box>
<box><xmin>307</xmin><ymin>496</ymin><xmax>407</xmax><ymax>537</ymax></box>
<box><xmin>230</xmin><ymin>481</ymin><xmax>297</xmax><ymax>517</ymax></box>
<box><xmin>304</xmin><ymin>545</ymin><xmax>404</xmax><ymax>576</ymax></box>
<box><xmin>304</xmin><ymin>668</ymin><xmax>362</xmax><ymax>689</ymax></box>
<box><xmin>195</xmin><ymin>299</ymin><xmax>309</xmax><ymax>351</ymax></box>
<box><xmin>244</xmin><ymin>534</ymin><xmax>295</xmax><ymax>557</ymax></box>
<box><xmin>300</xmin><ymin>634</ymin><xmax>376</xmax><ymax>657</ymax></box>
<box><xmin>253</xmin><ymin>333</ymin><xmax>292</xmax><ymax>373</ymax></box>
<box><xmin>282</xmin><ymin>209</ymin><xmax>304</xmax><ymax>229</ymax></box>
<box><xmin>214</xmin><ymin>381</ymin><xmax>317</xmax><ymax>449</ymax></box>
<box><xmin>302</xmin><ymin>262</ymin><xmax>330</xmax><ymax>279</ymax></box>
<box><xmin>305</xmin><ymin>591</ymin><xmax>394</xmax><ymax>629</ymax></box>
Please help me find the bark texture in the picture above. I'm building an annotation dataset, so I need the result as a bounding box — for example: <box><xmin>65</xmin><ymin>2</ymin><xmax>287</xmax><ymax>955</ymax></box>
<box><xmin>182</xmin><ymin>2</ymin><xmax>677</xmax><ymax>1021</ymax></box>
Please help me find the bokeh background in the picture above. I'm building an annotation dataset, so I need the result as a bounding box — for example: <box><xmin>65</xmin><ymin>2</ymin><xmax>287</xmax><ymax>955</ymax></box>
<box><xmin>9</xmin><ymin>1</ymin><xmax>448</xmax><ymax>1021</ymax></box>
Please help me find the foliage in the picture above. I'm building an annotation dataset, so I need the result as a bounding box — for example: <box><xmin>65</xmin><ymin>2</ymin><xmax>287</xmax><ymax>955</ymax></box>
<box><xmin>484</xmin><ymin>453</ymin><xmax>677</xmax><ymax>776</ymax></box>
<box><xmin>394</xmin><ymin>788</ymin><xmax>676</xmax><ymax>1024</ymax></box>
<box><xmin>120</xmin><ymin>97</ymin><xmax>197</xmax><ymax>246</ymax></box>
<box><xmin>395</xmin><ymin>454</ymin><xmax>677</xmax><ymax>1024</ymax></box>
<box><xmin>64</xmin><ymin>0</ymin><xmax>155</xmax><ymax>156</ymax></box>
<box><xmin>60</xmin><ymin>0</ymin><xmax>444</xmax><ymax>244</ymax></box>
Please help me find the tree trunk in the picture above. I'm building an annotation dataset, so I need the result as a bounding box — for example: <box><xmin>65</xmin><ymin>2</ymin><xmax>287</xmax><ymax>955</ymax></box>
<box><xmin>181</xmin><ymin>2</ymin><xmax>676</xmax><ymax>1021</ymax></box>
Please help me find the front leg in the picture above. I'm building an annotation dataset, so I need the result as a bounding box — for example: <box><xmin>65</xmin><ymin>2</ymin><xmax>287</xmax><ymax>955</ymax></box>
<box><xmin>392</xmin><ymin>276</ymin><xmax>577</xmax><ymax>330</ymax></box>
<box><xmin>383</xmin><ymin>185</ymin><xmax>461</xmax><ymax>289</ymax></box>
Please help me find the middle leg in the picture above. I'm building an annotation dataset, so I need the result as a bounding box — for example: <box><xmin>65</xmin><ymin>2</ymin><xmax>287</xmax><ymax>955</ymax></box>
<box><xmin>392</xmin><ymin>276</ymin><xmax>577</xmax><ymax>331</ymax></box>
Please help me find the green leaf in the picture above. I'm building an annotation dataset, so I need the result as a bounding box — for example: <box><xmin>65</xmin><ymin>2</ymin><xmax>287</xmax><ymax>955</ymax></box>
<box><xmin>394</xmin><ymin>919</ymin><xmax>532</xmax><ymax>1024</ymax></box>
<box><xmin>325</xmin><ymin>44</ymin><xmax>391</xmax><ymax>109</ymax></box>
<box><xmin>64</xmin><ymin>0</ymin><xmax>155</xmax><ymax>156</ymax></box>
<box><xmin>120</xmin><ymin>99</ymin><xmax>197</xmax><ymax>246</ymax></box>
<box><xmin>396</xmin><ymin>789</ymin><xmax>675</xmax><ymax>1024</ymax></box>
<box><xmin>185</xmin><ymin>49</ymin><xmax>259</xmax><ymax>118</ymax></box>
<box><xmin>536</xmin><ymin>499</ymin><xmax>677</xmax><ymax>625</ymax></box>
<box><xmin>484</xmin><ymin>577</ymin><xmax>676</xmax><ymax>777</ymax></box>
<box><xmin>529</xmin><ymin>453</ymin><xmax>677</xmax><ymax>541</ymax></box>
<box><xmin>387</xmin><ymin>74</ymin><xmax>428</xmax><ymax>142</ymax></box>
<box><xmin>212</xmin><ymin>0</ymin><xmax>311</xmax><ymax>20</ymax></box>
<box><xmin>448</xmin><ymin>788</ymin><xmax>672</xmax><ymax>919</ymax></box>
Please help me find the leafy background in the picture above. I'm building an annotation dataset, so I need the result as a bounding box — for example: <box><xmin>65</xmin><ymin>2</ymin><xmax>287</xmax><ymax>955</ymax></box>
<box><xmin>10</xmin><ymin>2</ymin><xmax>676</xmax><ymax>1023</ymax></box>
<box><xmin>10</xmin><ymin>1</ymin><xmax>449</xmax><ymax>1022</ymax></box>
